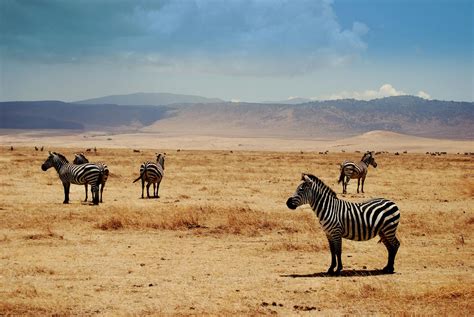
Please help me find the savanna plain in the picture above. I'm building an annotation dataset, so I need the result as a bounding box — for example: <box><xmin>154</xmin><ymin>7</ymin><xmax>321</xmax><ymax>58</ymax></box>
<box><xmin>1</xmin><ymin>146</ymin><xmax>473</xmax><ymax>315</ymax></box>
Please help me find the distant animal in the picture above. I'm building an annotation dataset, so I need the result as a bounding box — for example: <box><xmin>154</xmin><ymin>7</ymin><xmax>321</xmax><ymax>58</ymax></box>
<box><xmin>133</xmin><ymin>153</ymin><xmax>165</xmax><ymax>199</ymax></box>
<box><xmin>35</xmin><ymin>146</ymin><xmax>39</xmax><ymax>151</ymax></box>
<box><xmin>86</xmin><ymin>148</ymin><xmax>92</xmax><ymax>152</ymax></box>
<box><xmin>286</xmin><ymin>173</ymin><xmax>400</xmax><ymax>275</ymax></box>
<box><xmin>40</xmin><ymin>146</ymin><xmax>44</xmax><ymax>151</ymax></box>
<box><xmin>73</xmin><ymin>153</ymin><xmax>109</xmax><ymax>203</ymax></box>
<box><xmin>394</xmin><ymin>152</ymin><xmax>399</xmax><ymax>156</ymax></box>
<box><xmin>133</xmin><ymin>149</ymin><xmax>140</xmax><ymax>153</ymax></box>
<box><xmin>338</xmin><ymin>151</ymin><xmax>377</xmax><ymax>194</ymax></box>
<box><xmin>41</xmin><ymin>152</ymin><xmax>104</xmax><ymax>205</ymax></box>
<box><xmin>10</xmin><ymin>146</ymin><xmax>13</xmax><ymax>151</ymax></box>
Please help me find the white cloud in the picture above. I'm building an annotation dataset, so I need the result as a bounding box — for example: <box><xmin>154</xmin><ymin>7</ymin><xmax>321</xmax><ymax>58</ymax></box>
<box><xmin>416</xmin><ymin>91</ymin><xmax>431</xmax><ymax>99</ymax></box>
<box><xmin>322</xmin><ymin>84</ymin><xmax>411</xmax><ymax>100</ymax></box>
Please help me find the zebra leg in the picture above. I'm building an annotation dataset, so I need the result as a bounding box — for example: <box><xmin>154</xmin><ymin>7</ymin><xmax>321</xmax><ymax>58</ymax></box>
<box><xmin>334</xmin><ymin>237</ymin><xmax>343</xmax><ymax>275</ymax></box>
<box><xmin>327</xmin><ymin>238</ymin><xmax>337</xmax><ymax>275</ymax></box>
<box><xmin>84</xmin><ymin>184</ymin><xmax>88</xmax><ymax>202</ymax></box>
<box><xmin>99</xmin><ymin>182</ymin><xmax>105</xmax><ymax>203</ymax></box>
<box><xmin>156</xmin><ymin>182</ymin><xmax>161</xmax><ymax>198</ymax></box>
<box><xmin>63</xmin><ymin>182</ymin><xmax>70</xmax><ymax>204</ymax></box>
<box><xmin>380</xmin><ymin>233</ymin><xmax>400</xmax><ymax>273</ymax></box>
<box><xmin>140</xmin><ymin>178</ymin><xmax>145</xmax><ymax>199</ymax></box>
<box><xmin>146</xmin><ymin>182</ymin><xmax>151</xmax><ymax>198</ymax></box>
<box><xmin>343</xmin><ymin>176</ymin><xmax>350</xmax><ymax>194</ymax></box>
<box><xmin>91</xmin><ymin>185</ymin><xmax>99</xmax><ymax>205</ymax></box>
<box><xmin>153</xmin><ymin>183</ymin><xmax>157</xmax><ymax>198</ymax></box>
<box><xmin>357</xmin><ymin>178</ymin><xmax>360</xmax><ymax>193</ymax></box>
<box><xmin>361</xmin><ymin>176</ymin><xmax>366</xmax><ymax>193</ymax></box>
<box><xmin>326</xmin><ymin>235</ymin><xmax>343</xmax><ymax>275</ymax></box>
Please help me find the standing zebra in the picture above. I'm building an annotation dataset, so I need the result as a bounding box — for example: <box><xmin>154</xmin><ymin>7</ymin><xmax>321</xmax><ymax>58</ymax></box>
<box><xmin>73</xmin><ymin>153</ymin><xmax>109</xmax><ymax>203</ymax></box>
<box><xmin>286</xmin><ymin>173</ymin><xmax>400</xmax><ymax>275</ymax></box>
<box><xmin>133</xmin><ymin>153</ymin><xmax>165</xmax><ymax>199</ymax></box>
<box><xmin>41</xmin><ymin>152</ymin><xmax>104</xmax><ymax>205</ymax></box>
<box><xmin>338</xmin><ymin>151</ymin><xmax>377</xmax><ymax>194</ymax></box>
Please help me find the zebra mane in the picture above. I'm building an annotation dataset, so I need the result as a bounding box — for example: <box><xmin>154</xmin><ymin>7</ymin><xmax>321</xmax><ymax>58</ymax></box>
<box><xmin>53</xmin><ymin>152</ymin><xmax>69</xmax><ymax>163</ymax></box>
<box><xmin>303</xmin><ymin>173</ymin><xmax>337</xmax><ymax>198</ymax></box>
<box><xmin>361</xmin><ymin>151</ymin><xmax>372</xmax><ymax>161</ymax></box>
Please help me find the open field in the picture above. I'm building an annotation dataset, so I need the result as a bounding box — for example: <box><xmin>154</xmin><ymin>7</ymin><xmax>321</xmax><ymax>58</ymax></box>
<box><xmin>1</xmin><ymin>146</ymin><xmax>473</xmax><ymax>315</ymax></box>
<box><xmin>1</xmin><ymin>129</ymin><xmax>474</xmax><ymax>153</ymax></box>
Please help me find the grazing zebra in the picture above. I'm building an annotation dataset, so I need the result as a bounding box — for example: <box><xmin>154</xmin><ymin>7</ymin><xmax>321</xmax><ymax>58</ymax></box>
<box><xmin>338</xmin><ymin>151</ymin><xmax>378</xmax><ymax>194</ymax></box>
<box><xmin>73</xmin><ymin>153</ymin><xmax>109</xmax><ymax>203</ymax></box>
<box><xmin>41</xmin><ymin>152</ymin><xmax>104</xmax><ymax>205</ymax></box>
<box><xmin>133</xmin><ymin>153</ymin><xmax>165</xmax><ymax>199</ymax></box>
<box><xmin>286</xmin><ymin>173</ymin><xmax>400</xmax><ymax>275</ymax></box>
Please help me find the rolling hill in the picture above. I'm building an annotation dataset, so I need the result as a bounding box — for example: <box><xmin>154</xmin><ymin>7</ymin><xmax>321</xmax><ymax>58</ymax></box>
<box><xmin>75</xmin><ymin>92</ymin><xmax>224</xmax><ymax>106</ymax></box>
<box><xmin>1</xmin><ymin>95</ymin><xmax>472</xmax><ymax>139</ymax></box>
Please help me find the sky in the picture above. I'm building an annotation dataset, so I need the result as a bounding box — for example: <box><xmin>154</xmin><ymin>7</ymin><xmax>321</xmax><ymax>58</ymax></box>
<box><xmin>0</xmin><ymin>0</ymin><xmax>472</xmax><ymax>102</ymax></box>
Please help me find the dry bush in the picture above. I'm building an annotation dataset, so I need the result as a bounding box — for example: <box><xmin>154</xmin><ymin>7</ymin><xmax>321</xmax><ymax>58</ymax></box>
<box><xmin>96</xmin><ymin>217</ymin><xmax>124</xmax><ymax>230</ymax></box>
<box><xmin>24</xmin><ymin>227</ymin><xmax>63</xmax><ymax>240</ymax></box>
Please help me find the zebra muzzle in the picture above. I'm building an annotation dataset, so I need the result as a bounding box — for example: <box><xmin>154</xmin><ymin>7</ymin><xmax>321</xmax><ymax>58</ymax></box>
<box><xmin>286</xmin><ymin>198</ymin><xmax>297</xmax><ymax>210</ymax></box>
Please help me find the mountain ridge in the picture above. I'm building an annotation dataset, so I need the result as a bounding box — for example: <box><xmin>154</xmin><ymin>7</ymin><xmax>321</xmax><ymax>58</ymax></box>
<box><xmin>1</xmin><ymin>95</ymin><xmax>472</xmax><ymax>139</ymax></box>
<box><xmin>75</xmin><ymin>92</ymin><xmax>224</xmax><ymax>106</ymax></box>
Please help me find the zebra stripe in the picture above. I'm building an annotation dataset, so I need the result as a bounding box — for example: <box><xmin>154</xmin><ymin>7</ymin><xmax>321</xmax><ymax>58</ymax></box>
<box><xmin>133</xmin><ymin>153</ymin><xmax>165</xmax><ymax>198</ymax></box>
<box><xmin>338</xmin><ymin>151</ymin><xmax>378</xmax><ymax>194</ymax></box>
<box><xmin>73</xmin><ymin>153</ymin><xmax>109</xmax><ymax>203</ymax></box>
<box><xmin>41</xmin><ymin>152</ymin><xmax>103</xmax><ymax>205</ymax></box>
<box><xmin>287</xmin><ymin>173</ymin><xmax>400</xmax><ymax>275</ymax></box>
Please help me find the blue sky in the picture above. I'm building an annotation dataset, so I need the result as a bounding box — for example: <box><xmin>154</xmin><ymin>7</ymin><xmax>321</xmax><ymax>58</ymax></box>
<box><xmin>0</xmin><ymin>0</ymin><xmax>472</xmax><ymax>102</ymax></box>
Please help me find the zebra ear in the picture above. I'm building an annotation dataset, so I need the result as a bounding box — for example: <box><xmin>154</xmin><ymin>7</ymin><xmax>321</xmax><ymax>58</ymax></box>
<box><xmin>301</xmin><ymin>173</ymin><xmax>312</xmax><ymax>182</ymax></box>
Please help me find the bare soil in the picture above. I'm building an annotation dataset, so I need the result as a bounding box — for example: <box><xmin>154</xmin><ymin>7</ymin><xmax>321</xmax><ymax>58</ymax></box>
<box><xmin>0</xmin><ymin>146</ymin><xmax>473</xmax><ymax>315</ymax></box>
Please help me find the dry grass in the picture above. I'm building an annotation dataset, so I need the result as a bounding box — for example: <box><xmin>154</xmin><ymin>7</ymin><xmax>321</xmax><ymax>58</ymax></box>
<box><xmin>0</xmin><ymin>146</ymin><xmax>473</xmax><ymax>315</ymax></box>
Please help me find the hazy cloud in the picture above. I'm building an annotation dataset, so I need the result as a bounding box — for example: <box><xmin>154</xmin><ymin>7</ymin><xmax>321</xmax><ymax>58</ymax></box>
<box><xmin>0</xmin><ymin>0</ymin><xmax>368</xmax><ymax>75</ymax></box>
<box><xmin>322</xmin><ymin>84</ymin><xmax>431</xmax><ymax>100</ymax></box>
<box><xmin>416</xmin><ymin>91</ymin><xmax>431</xmax><ymax>99</ymax></box>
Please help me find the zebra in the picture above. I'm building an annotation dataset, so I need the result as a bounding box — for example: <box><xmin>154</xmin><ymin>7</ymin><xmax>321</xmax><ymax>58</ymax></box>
<box><xmin>133</xmin><ymin>153</ymin><xmax>165</xmax><ymax>199</ymax></box>
<box><xmin>73</xmin><ymin>153</ymin><xmax>109</xmax><ymax>203</ymax></box>
<box><xmin>41</xmin><ymin>152</ymin><xmax>104</xmax><ymax>205</ymax></box>
<box><xmin>286</xmin><ymin>173</ymin><xmax>400</xmax><ymax>275</ymax></box>
<box><xmin>338</xmin><ymin>151</ymin><xmax>378</xmax><ymax>194</ymax></box>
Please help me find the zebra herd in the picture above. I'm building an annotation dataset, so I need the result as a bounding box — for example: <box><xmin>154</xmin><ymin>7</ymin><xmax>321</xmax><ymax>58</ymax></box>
<box><xmin>41</xmin><ymin>151</ymin><xmax>165</xmax><ymax>205</ymax></box>
<box><xmin>41</xmin><ymin>150</ymin><xmax>400</xmax><ymax>275</ymax></box>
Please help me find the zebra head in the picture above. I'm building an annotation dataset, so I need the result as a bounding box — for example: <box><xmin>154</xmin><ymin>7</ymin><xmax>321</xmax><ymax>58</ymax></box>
<box><xmin>41</xmin><ymin>152</ymin><xmax>69</xmax><ymax>171</ymax></box>
<box><xmin>362</xmin><ymin>151</ymin><xmax>377</xmax><ymax>168</ymax></box>
<box><xmin>73</xmin><ymin>153</ymin><xmax>89</xmax><ymax>164</ymax></box>
<box><xmin>286</xmin><ymin>173</ymin><xmax>317</xmax><ymax>210</ymax></box>
<box><xmin>156</xmin><ymin>153</ymin><xmax>165</xmax><ymax>169</ymax></box>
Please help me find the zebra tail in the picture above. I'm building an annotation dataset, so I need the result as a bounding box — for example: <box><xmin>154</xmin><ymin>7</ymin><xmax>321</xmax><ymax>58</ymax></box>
<box><xmin>337</xmin><ymin>168</ymin><xmax>345</xmax><ymax>184</ymax></box>
<box><xmin>132</xmin><ymin>168</ymin><xmax>146</xmax><ymax>183</ymax></box>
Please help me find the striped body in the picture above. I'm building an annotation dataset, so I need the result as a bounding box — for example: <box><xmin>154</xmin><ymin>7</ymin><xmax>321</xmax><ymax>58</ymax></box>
<box><xmin>338</xmin><ymin>151</ymin><xmax>377</xmax><ymax>194</ymax></box>
<box><xmin>133</xmin><ymin>153</ymin><xmax>165</xmax><ymax>198</ymax></box>
<box><xmin>73</xmin><ymin>153</ymin><xmax>109</xmax><ymax>203</ymax></box>
<box><xmin>42</xmin><ymin>152</ymin><xmax>103</xmax><ymax>205</ymax></box>
<box><xmin>287</xmin><ymin>173</ymin><xmax>400</xmax><ymax>275</ymax></box>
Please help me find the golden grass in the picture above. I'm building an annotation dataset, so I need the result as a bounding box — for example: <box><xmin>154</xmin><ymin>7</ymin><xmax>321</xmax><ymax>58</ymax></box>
<box><xmin>0</xmin><ymin>146</ymin><xmax>473</xmax><ymax>315</ymax></box>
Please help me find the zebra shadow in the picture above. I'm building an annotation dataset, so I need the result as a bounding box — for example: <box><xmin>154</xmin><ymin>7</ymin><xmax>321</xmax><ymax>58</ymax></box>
<box><xmin>281</xmin><ymin>269</ymin><xmax>394</xmax><ymax>278</ymax></box>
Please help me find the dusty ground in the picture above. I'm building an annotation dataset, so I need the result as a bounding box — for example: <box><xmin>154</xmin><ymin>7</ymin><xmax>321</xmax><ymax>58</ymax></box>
<box><xmin>0</xmin><ymin>146</ymin><xmax>473</xmax><ymax>315</ymax></box>
<box><xmin>1</xmin><ymin>129</ymin><xmax>474</xmax><ymax>153</ymax></box>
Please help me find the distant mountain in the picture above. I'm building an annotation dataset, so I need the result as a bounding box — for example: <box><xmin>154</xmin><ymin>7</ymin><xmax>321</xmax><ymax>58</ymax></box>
<box><xmin>0</xmin><ymin>101</ymin><xmax>169</xmax><ymax>130</ymax></box>
<box><xmin>263</xmin><ymin>97</ymin><xmax>313</xmax><ymax>104</ymax></box>
<box><xmin>143</xmin><ymin>96</ymin><xmax>474</xmax><ymax>139</ymax></box>
<box><xmin>1</xmin><ymin>96</ymin><xmax>472</xmax><ymax>139</ymax></box>
<box><xmin>75</xmin><ymin>92</ymin><xmax>224</xmax><ymax>106</ymax></box>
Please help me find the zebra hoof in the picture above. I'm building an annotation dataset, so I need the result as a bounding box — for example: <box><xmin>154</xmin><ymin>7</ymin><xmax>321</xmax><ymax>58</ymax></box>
<box><xmin>63</xmin><ymin>201</ymin><xmax>69</xmax><ymax>204</ymax></box>
<box><xmin>382</xmin><ymin>266</ymin><xmax>394</xmax><ymax>274</ymax></box>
